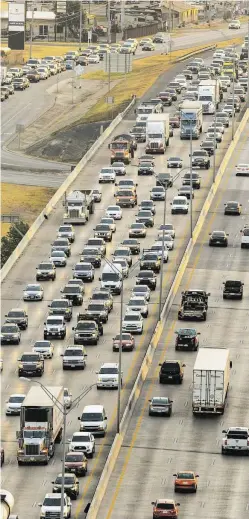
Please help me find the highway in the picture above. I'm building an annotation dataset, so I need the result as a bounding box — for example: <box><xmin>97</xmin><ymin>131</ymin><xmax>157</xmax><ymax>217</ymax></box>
<box><xmin>96</xmin><ymin>120</ymin><xmax>249</xmax><ymax>519</ymax></box>
<box><xmin>1</xmin><ymin>23</ymin><xmax>247</xmax><ymax>186</ymax></box>
<box><xmin>0</xmin><ymin>45</ymin><xmax>246</xmax><ymax>517</ymax></box>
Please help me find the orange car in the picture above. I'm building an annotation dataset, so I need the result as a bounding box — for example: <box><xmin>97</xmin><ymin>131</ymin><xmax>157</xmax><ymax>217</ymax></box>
<box><xmin>151</xmin><ymin>499</ymin><xmax>180</xmax><ymax>518</ymax></box>
<box><xmin>173</xmin><ymin>471</ymin><xmax>199</xmax><ymax>493</ymax></box>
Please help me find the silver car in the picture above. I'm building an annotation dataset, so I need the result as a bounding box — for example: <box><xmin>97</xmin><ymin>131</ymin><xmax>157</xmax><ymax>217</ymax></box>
<box><xmin>33</xmin><ymin>340</ymin><xmax>54</xmax><ymax>359</ymax></box>
<box><xmin>131</xmin><ymin>285</ymin><xmax>151</xmax><ymax>301</ymax></box>
<box><xmin>49</xmin><ymin>250</ymin><xmax>67</xmax><ymax>267</ymax></box>
<box><xmin>127</xmin><ymin>297</ymin><xmax>149</xmax><ymax>317</ymax></box>
<box><xmin>5</xmin><ymin>394</ymin><xmax>26</xmax><ymax>416</ymax></box>
<box><xmin>23</xmin><ymin>283</ymin><xmax>44</xmax><ymax>301</ymax></box>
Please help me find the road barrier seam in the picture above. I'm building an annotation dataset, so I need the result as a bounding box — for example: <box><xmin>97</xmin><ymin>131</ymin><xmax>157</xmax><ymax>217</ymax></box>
<box><xmin>86</xmin><ymin>108</ymin><xmax>249</xmax><ymax>519</ymax></box>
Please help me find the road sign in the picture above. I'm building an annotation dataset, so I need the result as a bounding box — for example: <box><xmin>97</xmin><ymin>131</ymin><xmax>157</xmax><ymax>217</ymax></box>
<box><xmin>103</xmin><ymin>54</ymin><xmax>132</xmax><ymax>74</ymax></box>
<box><xmin>1</xmin><ymin>214</ymin><xmax>20</xmax><ymax>223</ymax></box>
<box><xmin>75</xmin><ymin>64</ymin><xmax>84</xmax><ymax>76</ymax></box>
<box><xmin>16</xmin><ymin>123</ymin><xmax>25</xmax><ymax>133</ymax></box>
<box><xmin>106</xmin><ymin>96</ymin><xmax>114</xmax><ymax>104</ymax></box>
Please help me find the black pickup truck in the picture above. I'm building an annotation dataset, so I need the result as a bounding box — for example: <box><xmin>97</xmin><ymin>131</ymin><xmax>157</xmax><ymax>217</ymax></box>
<box><xmin>223</xmin><ymin>280</ymin><xmax>244</xmax><ymax>300</ymax></box>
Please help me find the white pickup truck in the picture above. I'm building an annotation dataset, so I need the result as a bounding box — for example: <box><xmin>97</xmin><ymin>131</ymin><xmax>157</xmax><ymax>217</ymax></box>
<box><xmin>221</xmin><ymin>427</ymin><xmax>249</xmax><ymax>455</ymax></box>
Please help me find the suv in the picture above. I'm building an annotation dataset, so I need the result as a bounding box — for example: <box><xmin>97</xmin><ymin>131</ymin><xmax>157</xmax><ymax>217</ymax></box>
<box><xmin>69</xmin><ymin>431</ymin><xmax>95</xmax><ymax>458</ymax></box>
<box><xmin>191</xmin><ymin>150</ymin><xmax>210</xmax><ymax>169</ymax></box>
<box><xmin>61</xmin><ymin>284</ymin><xmax>84</xmax><ymax>305</ymax></box>
<box><xmin>44</xmin><ymin>316</ymin><xmax>66</xmax><ymax>339</ymax></box>
<box><xmin>5</xmin><ymin>308</ymin><xmax>28</xmax><ymax>330</ymax></box>
<box><xmin>73</xmin><ymin>320</ymin><xmax>99</xmax><ymax>345</ymax></box>
<box><xmin>77</xmin><ymin>312</ymin><xmax>103</xmax><ymax>336</ymax></box>
<box><xmin>159</xmin><ymin>360</ymin><xmax>186</xmax><ymax>384</ymax></box>
<box><xmin>90</xmin><ymin>289</ymin><xmax>113</xmax><ymax>313</ymax></box>
<box><xmin>36</xmin><ymin>261</ymin><xmax>56</xmax><ymax>281</ymax></box>
<box><xmin>52</xmin><ymin>473</ymin><xmax>79</xmax><ymax>500</ymax></box>
<box><xmin>39</xmin><ymin>493</ymin><xmax>71</xmax><ymax>519</ymax></box>
<box><xmin>136</xmin><ymin>270</ymin><xmax>157</xmax><ymax>290</ymax></box>
<box><xmin>86</xmin><ymin>237</ymin><xmax>106</xmax><ymax>256</ymax></box>
<box><xmin>223</xmin><ymin>280</ymin><xmax>243</xmax><ymax>300</ymax></box>
<box><xmin>73</xmin><ymin>262</ymin><xmax>95</xmax><ymax>282</ymax></box>
<box><xmin>0</xmin><ymin>323</ymin><xmax>21</xmax><ymax>345</ymax></box>
<box><xmin>156</xmin><ymin>173</ymin><xmax>173</xmax><ymax>188</ymax></box>
<box><xmin>96</xmin><ymin>363</ymin><xmax>121</xmax><ymax>389</ymax></box>
<box><xmin>51</xmin><ymin>238</ymin><xmax>71</xmax><ymax>257</ymax></box>
<box><xmin>86</xmin><ymin>303</ymin><xmax>108</xmax><ymax>323</ymax></box>
<box><xmin>175</xmin><ymin>328</ymin><xmax>200</xmax><ymax>351</ymax></box>
<box><xmin>80</xmin><ymin>247</ymin><xmax>102</xmax><ymax>268</ymax></box>
<box><xmin>140</xmin><ymin>252</ymin><xmax>160</xmax><ymax>273</ymax></box>
<box><xmin>57</xmin><ymin>224</ymin><xmax>75</xmax><ymax>242</ymax></box>
<box><xmin>18</xmin><ymin>352</ymin><xmax>44</xmax><ymax>377</ymax></box>
<box><xmin>65</xmin><ymin>451</ymin><xmax>88</xmax><ymax>475</ymax></box>
<box><xmin>62</xmin><ymin>345</ymin><xmax>87</xmax><ymax>370</ymax></box>
<box><xmin>48</xmin><ymin>299</ymin><xmax>73</xmax><ymax>321</ymax></box>
<box><xmin>182</xmin><ymin>172</ymin><xmax>201</xmax><ymax>189</ymax></box>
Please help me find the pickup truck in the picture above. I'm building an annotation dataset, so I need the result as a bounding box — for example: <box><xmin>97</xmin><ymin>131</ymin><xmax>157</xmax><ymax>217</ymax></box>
<box><xmin>222</xmin><ymin>427</ymin><xmax>249</xmax><ymax>455</ymax></box>
<box><xmin>223</xmin><ymin>280</ymin><xmax>243</xmax><ymax>300</ymax></box>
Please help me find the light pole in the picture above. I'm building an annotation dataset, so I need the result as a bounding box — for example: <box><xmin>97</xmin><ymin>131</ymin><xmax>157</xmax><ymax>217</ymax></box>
<box><xmin>29</xmin><ymin>5</ymin><xmax>34</xmax><ymax>58</ymax></box>
<box><xmin>213</xmin><ymin>77</ymin><xmax>217</xmax><ymax>183</ymax></box>
<box><xmin>158</xmin><ymin>184</ymin><xmax>167</xmax><ymax>321</ymax></box>
<box><xmin>79</xmin><ymin>0</ymin><xmax>82</xmax><ymax>51</ymax></box>
<box><xmin>107</xmin><ymin>0</ymin><xmax>111</xmax><ymax>44</ymax></box>
<box><xmin>189</xmin><ymin>125</ymin><xmax>193</xmax><ymax>239</ymax></box>
<box><xmin>247</xmin><ymin>18</ymin><xmax>249</xmax><ymax>108</ymax></box>
<box><xmin>231</xmin><ymin>60</ymin><xmax>235</xmax><ymax>140</ymax></box>
<box><xmin>21</xmin><ymin>378</ymin><xmax>96</xmax><ymax>519</ymax></box>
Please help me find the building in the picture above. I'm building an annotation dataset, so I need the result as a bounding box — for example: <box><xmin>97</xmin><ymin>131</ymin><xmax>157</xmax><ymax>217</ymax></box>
<box><xmin>162</xmin><ymin>1</ymin><xmax>199</xmax><ymax>27</ymax></box>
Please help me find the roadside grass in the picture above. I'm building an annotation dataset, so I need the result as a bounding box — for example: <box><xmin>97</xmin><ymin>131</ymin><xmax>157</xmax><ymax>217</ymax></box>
<box><xmin>23</xmin><ymin>43</ymin><xmax>87</xmax><ymax>61</ymax></box>
<box><xmin>1</xmin><ymin>184</ymin><xmax>56</xmax><ymax>237</ymax></box>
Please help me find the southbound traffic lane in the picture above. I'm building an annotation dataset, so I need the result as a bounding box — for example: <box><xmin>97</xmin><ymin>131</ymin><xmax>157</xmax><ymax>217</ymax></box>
<box><xmin>95</xmin><ymin>121</ymin><xmax>249</xmax><ymax>519</ymax></box>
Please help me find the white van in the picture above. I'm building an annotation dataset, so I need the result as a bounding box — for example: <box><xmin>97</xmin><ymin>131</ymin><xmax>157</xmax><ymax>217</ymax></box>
<box><xmin>79</xmin><ymin>405</ymin><xmax>107</xmax><ymax>436</ymax></box>
<box><xmin>99</xmin><ymin>263</ymin><xmax>122</xmax><ymax>294</ymax></box>
<box><xmin>241</xmin><ymin>225</ymin><xmax>249</xmax><ymax>248</ymax></box>
<box><xmin>171</xmin><ymin>196</ymin><xmax>189</xmax><ymax>214</ymax></box>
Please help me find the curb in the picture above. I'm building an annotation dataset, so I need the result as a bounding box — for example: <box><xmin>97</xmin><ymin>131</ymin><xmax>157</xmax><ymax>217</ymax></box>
<box><xmin>86</xmin><ymin>108</ymin><xmax>249</xmax><ymax>519</ymax></box>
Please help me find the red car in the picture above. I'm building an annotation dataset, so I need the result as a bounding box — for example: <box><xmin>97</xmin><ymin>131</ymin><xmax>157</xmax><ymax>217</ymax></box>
<box><xmin>112</xmin><ymin>333</ymin><xmax>135</xmax><ymax>352</ymax></box>
<box><xmin>169</xmin><ymin>116</ymin><xmax>180</xmax><ymax>128</ymax></box>
<box><xmin>151</xmin><ymin>499</ymin><xmax>180</xmax><ymax>518</ymax></box>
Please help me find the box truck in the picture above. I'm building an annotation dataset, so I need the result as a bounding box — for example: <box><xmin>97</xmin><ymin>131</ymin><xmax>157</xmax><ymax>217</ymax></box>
<box><xmin>180</xmin><ymin>101</ymin><xmax>203</xmax><ymax>139</ymax></box>
<box><xmin>145</xmin><ymin>113</ymin><xmax>170</xmax><ymax>154</ymax></box>
<box><xmin>192</xmin><ymin>348</ymin><xmax>232</xmax><ymax>415</ymax></box>
<box><xmin>63</xmin><ymin>189</ymin><xmax>94</xmax><ymax>224</ymax></box>
<box><xmin>198</xmin><ymin>80</ymin><xmax>220</xmax><ymax>114</ymax></box>
<box><xmin>17</xmin><ymin>386</ymin><xmax>64</xmax><ymax>465</ymax></box>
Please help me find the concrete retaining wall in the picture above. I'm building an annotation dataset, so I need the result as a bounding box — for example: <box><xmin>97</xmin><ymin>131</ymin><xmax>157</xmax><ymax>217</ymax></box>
<box><xmin>86</xmin><ymin>108</ymin><xmax>249</xmax><ymax>519</ymax></box>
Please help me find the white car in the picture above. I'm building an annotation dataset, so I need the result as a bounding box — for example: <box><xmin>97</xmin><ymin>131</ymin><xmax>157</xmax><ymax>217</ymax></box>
<box><xmin>150</xmin><ymin>243</ymin><xmax>169</xmax><ymax>262</ymax></box>
<box><xmin>206</xmin><ymin>129</ymin><xmax>222</xmax><ymax>142</ymax></box>
<box><xmin>33</xmin><ymin>340</ymin><xmax>54</xmax><ymax>359</ymax></box>
<box><xmin>96</xmin><ymin>362</ymin><xmax>121</xmax><ymax>389</ymax></box>
<box><xmin>105</xmin><ymin>205</ymin><xmax>122</xmax><ymax>219</ymax></box>
<box><xmin>111</xmin><ymin>162</ymin><xmax>126</xmax><ymax>176</ymax></box>
<box><xmin>155</xmin><ymin>235</ymin><xmax>174</xmax><ymax>251</ymax></box>
<box><xmin>112</xmin><ymin>258</ymin><xmax>129</xmax><ymax>278</ymax></box>
<box><xmin>122</xmin><ymin>311</ymin><xmax>143</xmax><ymax>334</ymax></box>
<box><xmin>39</xmin><ymin>493</ymin><xmax>71</xmax><ymax>519</ymax></box>
<box><xmin>208</xmin><ymin>123</ymin><xmax>225</xmax><ymax>134</ymax></box>
<box><xmin>23</xmin><ymin>283</ymin><xmax>44</xmax><ymax>301</ymax></box>
<box><xmin>57</xmin><ymin>224</ymin><xmax>75</xmax><ymax>242</ymax></box>
<box><xmin>5</xmin><ymin>394</ymin><xmax>25</xmax><ymax>415</ymax></box>
<box><xmin>127</xmin><ymin>296</ymin><xmax>149</xmax><ymax>317</ymax></box>
<box><xmin>69</xmin><ymin>431</ymin><xmax>95</xmax><ymax>457</ymax></box>
<box><xmin>49</xmin><ymin>250</ymin><xmax>67</xmax><ymax>267</ymax></box>
<box><xmin>100</xmin><ymin>217</ymin><xmax>116</xmax><ymax>232</ymax></box>
<box><xmin>64</xmin><ymin>388</ymin><xmax>72</xmax><ymax>408</ymax></box>
<box><xmin>158</xmin><ymin>223</ymin><xmax>175</xmax><ymax>239</ymax></box>
<box><xmin>37</xmin><ymin>67</ymin><xmax>49</xmax><ymax>79</ymax></box>
<box><xmin>236</xmin><ymin>163</ymin><xmax>249</xmax><ymax>177</ymax></box>
<box><xmin>88</xmin><ymin>53</ymin><xmax>100</xmax><ymax>63</ymax></box>
<box><xmin>229</xmin><ymin>20</ymin><xmax>241</xmax><ymax>29</ymax></box>
<box><xmin>98</xmin><ymin>167</ymin><xmax>116</xmax><ymax>183</ymax></box>
<box><xmin>175</xmin><ymin>77</ymin><xmax>187</xmax><ymax>89</ymax></box>
<box><xmin>131</xmin><ymin>285</ymin><xmax>151</xmax><ymax>301</ymax></box>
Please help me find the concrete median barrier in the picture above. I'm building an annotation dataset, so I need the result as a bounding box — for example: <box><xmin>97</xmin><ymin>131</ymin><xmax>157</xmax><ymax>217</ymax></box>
<box><xmin>86</xmin><ymin>108</ymin><xmax>249</xmax><ymax>519</ymax></box>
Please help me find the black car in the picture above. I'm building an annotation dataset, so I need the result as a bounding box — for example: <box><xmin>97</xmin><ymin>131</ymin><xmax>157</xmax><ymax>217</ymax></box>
<box><xmin>61</xmin><ymin>284</ymin><xmax>84</xmax><ymax>305</ymax></box>
<box><xmin>167</xmin><ymin>87</ymin><xmax>177</xmax><ymax>101</ymax></box>
<box><xmin>80</xmin><ymin>248</ymin><xmax>102</xmax><ymax>267</ymax></box>
<box><xmin>51</xmin><ymin>238</ymin><xmax>71</xmax><ymax>257</ymax></box>
<box><xmin>159</xmin><ymin>360</ymin><xmax>185</xmax><ymax>384</ymax></box>
<box><xmin>86</xmin><ymin>303</ymin><xmax>108</xmax><ymax>323</ymax></box>
<box><xmin>136</xmin><ymin>210</ymin><xmax>154</xmax><ymax>228</ymax></box>
<box><xmin>224</xmin><ymin>201</ymin><xmax>241</xmax><ymax>215</ymax></box>
<box><xmin>52</xmin><ymin>473</ymin><xmax>79</xmax><ymax>500</ymax></box>
<box><xmin>140</xmin><ymin>252</ymin><xmax>160</xmax><ymax>273</ymax></box>
<box><xmin>148</xmin><ymin>397</ymin><xmax>173</xmax><ymax>416</ymax></box>
<box><xmin>136</xmin><ymin>270</ymin><xmax>157</xmax><ymax>290</ymax></box>
<box><xmin>156</xmin><ymin>173</ymin><xmax>173</xmax><ymax>188</ymax></box>
<box><xmin>223</xmin><ymin>280</ymin><xmax>243</xmax><ymax>300</ymax></box>
<box><xmin>48</xmin><ymin>299</ymin><xmax>73</xmax><ymax>322</ymax></box>
<box><xmin>175</xmin><ymin>328</ymin><xmax>200</xmax><ymax>351</ymax></box>
<box><xmin>138</xmin><ymin>162</ymin><xmax>154</xmax><ymax>175</ymax></box>
<box><xmin>5</xmin><ymin>309</ymin><xmax>28</xmax><ymax>330</ymax></box>
<box><xmin>200</xmin><ymin>140</ymin><xmax>216</xmax><ymax>156</ymax></box>
<box><xmin>191</xmin><ymin>150</ymin><xmax>210</xmax><ymax>169</ymax></box>
<box><xmin>209</xmin><ymin>231</ymin><xmax>229</xmax><ymax>247</ymax></box>
<box><xmin>121</xmin><ymin>239</ymin><xmax>140</xmax><ymax>255</ymax></box>
<box><xmin>36</xmin><ymin>261</ymin><xmax>56</xmax><ymax>281</ymax></box>
<box><xmin>182</xmin><ymin>172</ymin><xmax>201</xmax><ymax>189</ymax></box>
<box><xmin>77</xmin><ymin>313</ymin><xmax>103</xmax><ymax>336</ymax></box>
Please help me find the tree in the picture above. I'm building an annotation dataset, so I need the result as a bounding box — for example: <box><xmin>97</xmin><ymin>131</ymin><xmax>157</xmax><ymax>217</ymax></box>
<box><xmin>56</xmin><ymin>1</ymin><xmax>85</xmax><ymax>40</ymax></box>
<box><xmin>1</xmin><ymin>220</ymin><xmax>29</xmax><ymax>267</ymax></box>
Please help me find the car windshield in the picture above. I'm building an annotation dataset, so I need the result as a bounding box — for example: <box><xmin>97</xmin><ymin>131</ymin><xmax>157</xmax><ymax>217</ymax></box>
<box><xmin>7</xmin><ymin>311</ymin><xmax>24</xmax><ymax>317</ymax></box>
<box><xmin>26</xmin><ymin>285</ymin><xmax>40</xmax><ymax>291</ymax></box>
<box><xmin>129</xmin><ymin>299</ymin><xmax>144</xmax><ymax>306</ymax></box>
<box><xmin>138</xmin><ymin>272</ymin><xmax>152</xmax><ymax>278</ymax></box>
<box><xmin>152</xmin><ymin>187</ymin><xmax>164</xmax><ymax>192</ymax></box>
<box><xmin>52</xmin><ymin>251</ymin><xmax>65</xmax><ymax>257</ymax></box>
<box><xmin>21</xmin><ymin>354</ymin><xmax>39</xmax><ymax>362</ymax></box>
<box><xmin>81</xmin><ymin>413</ymin><xmax>102</xmax><ymax>421</ymax></box>
<box><xmin>140</xmin><ymin>162</ymin><xmax>151</xmax><ymax>168</ymax></box>
<box><xmin>157</xmin><ymin>504</ymin><xmax>174</xmax><ymax>510</ymax></box>
<box><xmin>108</xmin><ymin>206</ymin><xmax>119</xmax><ymax>211</ymax></box>
<box><xmin>64</xmin><ymin>286</ymin><xmax>79</xmax><ymax>293</ymax></box>
<box><xmin>88</xmin><ymin>304</ymin><xmax>105</xmax><ymax>311</ymax></box>
<box><xmin>227</xmin><ymin>203</ymin><xmax>238</xmax><ymax>208</ymax></box>
<box><xmin>114</xmin><ymin>334</ymin><xmax>131</xmax><ymax>340</ymax></box>
<box><xmin>59</xmin><ymin>226</ymin><xmax>72</xmax><ymax>232</ymax></box>
<box><xmin>212</xmin><ymin>231</ymin><xmax>225</xmax><ymax>237</ymax></box>
<box><xmin>163</xmin><ymin>363</ymin><xmax>180</xmax><ymax>372</ymax></box>
<box><xmin>101</xmin><ymin>168</ymin><xmax>114</xmax><ymax>174</ymax></box>
<box><xmin>152</xmin><ymin>398</ymin><xmax>169</xmax><ymax>405</ymax></box>
<box><xmin>34</xmin><ymin>341</ymin><xmax>50</xmax><ymax>348</ymax></box>
<box><xmin>39</xmin><ymin>263</ymin><xmax>53</xmax><ymax>269</ymax></box>
<box><xmin>75</xmin><ymin>264</ymin><xmax>91</xmax><ymax>271</ymax></box>
<box><xmin>117</xmin><ymin>190</ymin><xmax>133</xmax><ymax>197</ymax></box>
<box><xmin>96</xmin><ymin>225</ymin><xmax>110</xmax><ymax>231</ymax></box>
<box><xmin>138</xmin><ymin>211</ymin><xmax>151</xmax><ymax>217</ymax></box>
<box><xmin>9</xmin><ymin>396</ymin><xmax>25</xmax><ymax>403</ymax></box>
<box><xmin>2</xmin><ymin>325</ymin><xmax>18</xmax><ymax>332</ymax></box>
<box><xmin>43</xmin><ymin>497</ymin><xmax>64</xmax><ymax>507</ymax></box>
<box><xmin>178</xmin><ymin>328</ymin><xmax>196</xmax><ymax>336</ymax></box>
<box><xmin>66</xmin><ymin>453</ymin><xmax>83</xmax><ymax>462</ymax></box>
<box><xmin>23</xmin><ymin>430</ymin><xmax>45</xmax><ymax>438</ymax></box>
<box><xmin>64</xmin><ymin>349</ymin><xmax>83</xmax><ymax>357</ymax></box>
<box><xmin>77</xmin><ymin>322</ymin><xmax>96</xmax><ymax>330</ymax></box>
<box><xmin>100</xmin><ymin>367</ymin><xmax>118</xmax><ymax>374</ymax></box>
<box><xmin>124</xmin><ymin>315</ymin><xmax>140</xmax><ymax>321</ymax></box>
<box><xmin>177</xmin><ymin>473</ymin><xmax>194</xmax><ymax>479</ymax></box>
<box><xmin>51</xmin><ymin>301</ymin><xmax>67</xmax><ymax>308</ymax></box>
<box><xmin>131</xmin><ymin>224</ymin><xmax>144</xmax><ymax>229</ymax></box>
<box><xmin>55</xmin><ymin>476</ymin><xmax>74</xmax><ymax>485</ymax></box>
<box><xmin>47</xmin><ymin>319</ymin><xmax>63</xmax><ymax>325</ymax></box>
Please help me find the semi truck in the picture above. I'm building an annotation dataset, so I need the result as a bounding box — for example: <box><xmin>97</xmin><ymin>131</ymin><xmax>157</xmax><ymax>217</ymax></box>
<box><xmin>63</xmin><ymin>189</ymin><xmax>94</xmax><ymax>224</ymax></box>
<box><xmin>198</xmin><ymin>80</ymin><xmax>220</xmax><ymax>114</ymax></box>
<box><xmin>0</xmin><ymin>490</ymin><xmax>18</xmax><ymax>519</ymax></box>
<box><xmin>16</xmin><ymin>386</ymin><xmax>64</xmax><ymax>465</ymax></box>
<box><xmin>192</xmin><ymin>348</ymin><xmax>232</xmax><ymax>415</ymax></box>
<box><xmin>109</xmin><ymin>134</ymin><xmax>137</xmax><ymax>164</ymax></box>
<box><xmin>180</xmin><ymin>101</ymin><xmax>203</xmax><ymax>140</ymax></box>
<box><xmin>145</xmin><ymin>113</ymin><xmax>170</xmax><ymax>154</ymax></box>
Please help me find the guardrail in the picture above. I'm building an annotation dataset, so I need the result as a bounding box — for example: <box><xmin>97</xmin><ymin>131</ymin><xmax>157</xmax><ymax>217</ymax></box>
<box><xmin>86</xmin><ymin>109</ymin><xmax>249</xmax><ymax>519</ymax></box>
<box><xmin>1</xmin><ymin>98</ymin><xmax>135</xmax><ymax>282</ymax></box>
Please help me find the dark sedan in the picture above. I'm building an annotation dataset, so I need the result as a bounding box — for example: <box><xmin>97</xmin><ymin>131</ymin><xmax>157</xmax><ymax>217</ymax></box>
<box><xmin>224</xmin><ymin>201</ymin><xmax>241</xmax><ymax>215</ymax></box>
<box><xmin>209</xmin><ymin>231</ymin><xmax>229</xmax><ymax>247</ymax></box>
<box><xmin>148</xmin><ymin>397</ymin><xmax>173</xmax><ymax>417</ymax></box>
<box><xmin>175</xmin><ymin>328</ymin><xmax>200</xmax><ymax>351</ymax></box>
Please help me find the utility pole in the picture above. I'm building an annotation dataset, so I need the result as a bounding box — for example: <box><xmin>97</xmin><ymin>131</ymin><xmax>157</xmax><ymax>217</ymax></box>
<box><xmin>247</xmin><ymin>18</ymin><xmax>249</xmax><ymax>108</ymax></box>
<box><xmin>121</xmin><ymin>0</ymin><xmax>125</xmax><ymax>36</ymax></box>
<box><xmin>158</xmin><ymin>186</ymin><xmax>167</xmax><ymax>321</ymax></box>
<box><xmin>60</xmin><ymin>408</ymin><xmax>67</xmax><ymax>519</ymax></box>
<box><xmin>231</xmin><ymin>61</ymin><xmax>235</xmax><ymax>140</ymax></box>
<box><xmin>79</xmin><ymin>0</ymin><xmax>82</xmax><ymax>51</ymax></box>
<box><xmin>29</xmin><ymin>5</ymin><xmax>34</xmax><ymax>58</ymax></box>
<box><xmin>190</xmin><ymin>126</ymin><xmax>193</xmax><ymax>239</ymax></box>
<box><xmin>117</xmin><ymin>279</ymin><xmax>123</xmax><ymax>434</ymax></box>
<box><xmin>107</xmin><ymin>0</ymin><xmax>111</xmax><ymax>44</ymax></box>
<box><xmin>213</xmin><ymin>77</ymin><xmax>217</xmax><ymax>182</ymax></box>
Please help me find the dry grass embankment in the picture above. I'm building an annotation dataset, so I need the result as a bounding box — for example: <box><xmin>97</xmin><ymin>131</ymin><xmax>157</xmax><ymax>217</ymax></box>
<box><xmin>1</xmin><ymin>184</ymin><xmax>55</xmax><ymax>237</ymax></box>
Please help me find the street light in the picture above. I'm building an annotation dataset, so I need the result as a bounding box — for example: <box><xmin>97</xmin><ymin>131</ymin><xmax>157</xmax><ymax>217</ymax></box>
<box><xmin>20</xmin><ymin>378</ymin><xmax>96</xmax><ymax>519</ymax></box>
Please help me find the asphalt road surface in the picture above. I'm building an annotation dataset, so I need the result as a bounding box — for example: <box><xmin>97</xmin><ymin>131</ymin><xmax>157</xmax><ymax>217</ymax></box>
<box><xmin>0</xmin><ymin>51</ymin><xmax>245</xmax><ymax>518</ymax></box>
<box><xmin>1</xmin><ymin>23</ymin><xmax>247</xmax><ymax>186</ymax></box>
<box><xmin>96</xmin><ymin>120</ymin><xmax>249</xmax><ymax>519</ymax></box>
